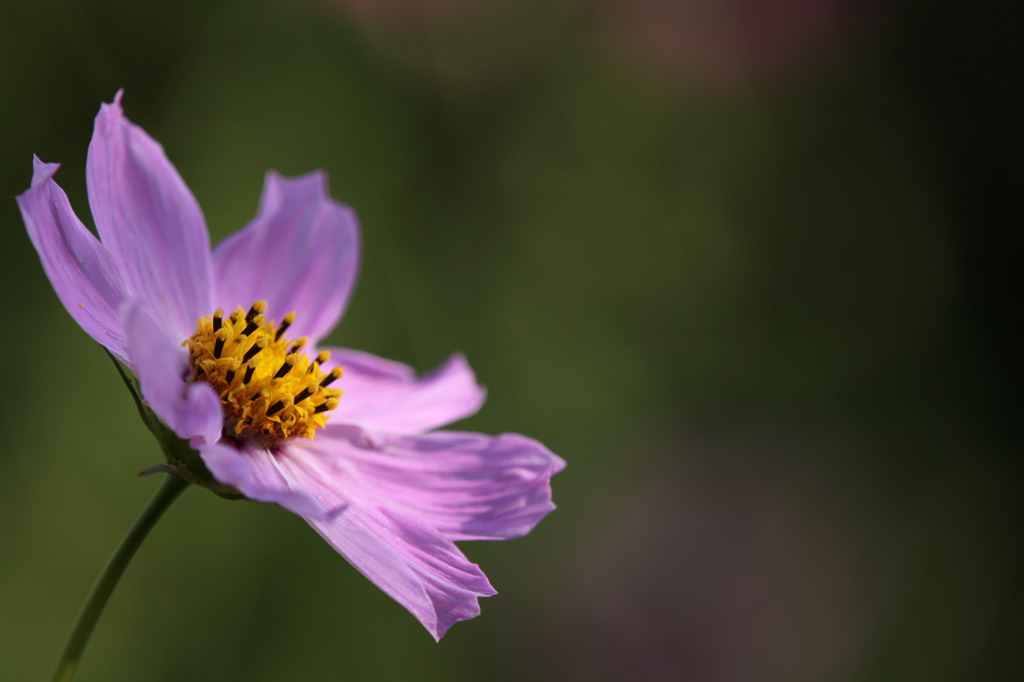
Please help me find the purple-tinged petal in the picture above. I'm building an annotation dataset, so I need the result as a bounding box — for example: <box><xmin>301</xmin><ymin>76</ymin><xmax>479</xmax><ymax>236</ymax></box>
<box><xmin>213</xmin><ymin>171</ymin><xmax>359</xmax><ymax>345</ymax></box>
<box><xmin>308</xmin><ymin>505</ymin><xmax>497</xmax><ymax>640</ymax></box>
<box><xmin>268</xmin><ymin>440</ymin><xmax>496</xmax><ymax>639</ymax></box>
<box><xmin>17</xmin><ymin>158</ymin><xmax>130</xmax><ymax>361</ymax></box>
<box><xmin>324</xmin><ymin>348</ymin><xmax>485</xmax><ymax>435</ymax></box>
<box><xmin>314</xmin><ymin>428</ymin><xmax>566</xmax><ymax>541</ymax></box>
<box><xmin>121</xmin><ymin>299</ymin><xmax>222</xmax><ymax>446</ymax></box>
<box><xmin>198</xmin><ymin>443</ymin><xmax>334</xmax><ymax>520</ymax></box>
<box><xmin>87</xmin><ymin>91</ymin><xmax>213</xmax><ymax>342</ymax></box>
<box><xmin>203</xmin><ymin>436</ymin><xmax>496</xmax><ymax>638</ymax></box>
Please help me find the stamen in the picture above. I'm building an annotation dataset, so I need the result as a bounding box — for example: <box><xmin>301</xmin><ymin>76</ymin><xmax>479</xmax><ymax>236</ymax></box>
<box><xmin>185</xmin><ymin>303</ymin><xmax>343</xmax><ymax>446</ymax></box>
<box><xmin>246</xmin><ymin>301</ymin><xmax>266</xmax><ymax>323</ymax></box>
<box><xmin>213</xmin><ymin>329</ymin><xmax>226</xmax><ymax>358</ymax></box>
<box><xmin>275</xmin><ymin>312</ymin><xmax>296</xmax><ymax>341</ymax></box>
<box><xmin>314</xmin><ymin>398</ymin><xmax>339</xmax><ymax>414</ymax></box>
<box><xmin>307</xmin><ymin>350</ymin><xmax>331</xmax><ymax>374</ymax></box>
<box><xmin>241</xmin><ymin>314</ymin><xmax>264</xmax><ymax>337</ymax></box>
<box><xmin>292</xmin><ymin>383</ymin><xmax>317</xmax><ymax>405</ymax></box>
<box><xmin>242</xmin><ymin>336</ymin><xmax>267</xmax><ymax>363</ymax></box>
<box><xmin>274</xmin><ymin>361</ymin><xmax>293</xmax><ymax>379</ymax></box>
<box><xmin>321</xmin><ymin>367</ymin><xmax>343</xmax><ymax>387</ymax></box>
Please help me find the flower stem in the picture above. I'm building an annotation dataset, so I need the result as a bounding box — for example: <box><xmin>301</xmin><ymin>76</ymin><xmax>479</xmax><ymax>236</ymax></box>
<box><xmin>51</xmin><ymin>474</ymin><xmax>190</xmax><ymax>682</ymax></box>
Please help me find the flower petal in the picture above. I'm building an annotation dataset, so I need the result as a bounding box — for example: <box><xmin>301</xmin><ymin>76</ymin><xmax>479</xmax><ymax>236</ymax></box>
<box><xmin>212</xmin><ymin>171</ymin><xmax>360</xmax><ymax>345</ymax></box>
<box><xmin>324</xmin><ymin>348</ymin><xmax>486</xmax><ymax>435</ymax></box>
<box><xmin>315</xmin><ymin>428</ymin><xmax>566</xmax><ymax>541</ymax></box>
<box><xmin>307</xmin><ymin>504</ymin><xmax>497</xmax><ymax>640</ymax></box>
<box><xmin>17</xmin><ymin>157</ymin><xmax>130</xmax><ymax>361</ymax></box>
<box><xmin>121</xmin><ymin>299</ymin><xmax>222</xmax><ymax>446</ymax></box>
<box><xmin>87</xmin><ymin>91</ymin><xmax>213</xmax><ymax>342</ymax></box>
<box><xmin>271</xmin><ymin>440</ymin><xmax>496</xmax><ymax>639</ymax></box>
<box><xmin>198</xmin><ymin>443</ymin><xmax>334</xmax><ymax>520</ymax></box>
<box><xmin>203</xmin><ymin>436</ymin><xmax>496</xmax><ymax>638</ymax></box>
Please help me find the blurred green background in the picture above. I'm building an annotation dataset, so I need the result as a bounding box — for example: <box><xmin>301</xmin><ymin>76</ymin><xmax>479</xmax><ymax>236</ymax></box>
<box><xmin>1</xmin><ymin>0</ymin><xmax>1019</xmax><ymax>680</ymax></box>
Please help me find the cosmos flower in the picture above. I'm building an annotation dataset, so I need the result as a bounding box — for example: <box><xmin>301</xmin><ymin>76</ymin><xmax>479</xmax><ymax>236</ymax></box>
<box><xmin>16</xmin><ymin>91</ymin><xmax>564</xmax><ymax>640</ymax></box>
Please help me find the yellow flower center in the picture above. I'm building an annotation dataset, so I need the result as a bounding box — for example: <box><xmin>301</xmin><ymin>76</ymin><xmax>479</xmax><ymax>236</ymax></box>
<box><xmin>185</xmin><ymin>301</ymin><xmax>342</xmax><ymax>447</ymax></box>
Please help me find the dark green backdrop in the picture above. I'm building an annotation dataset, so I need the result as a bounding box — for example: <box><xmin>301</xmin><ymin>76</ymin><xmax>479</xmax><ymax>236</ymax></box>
<box><xmin>1</xmin><ymin>1</ymin><xmax>1018</xmax><ymax>680</ymax></box>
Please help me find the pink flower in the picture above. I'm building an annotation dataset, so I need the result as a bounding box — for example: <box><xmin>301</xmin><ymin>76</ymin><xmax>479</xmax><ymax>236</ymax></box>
<box><xmin>16</xmin><ymin>91</ymin><xmax>564</xmax><ymax>640</ymax></box>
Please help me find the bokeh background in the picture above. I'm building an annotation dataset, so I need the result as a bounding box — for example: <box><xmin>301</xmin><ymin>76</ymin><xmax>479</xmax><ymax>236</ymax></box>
<box><xmin>1</xmin><ymin>0</ymin><xmax>1019</xmax><ymax>680</ymax></box>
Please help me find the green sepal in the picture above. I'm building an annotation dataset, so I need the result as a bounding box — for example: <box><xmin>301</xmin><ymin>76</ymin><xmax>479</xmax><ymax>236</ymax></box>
<box><xmin>106</xmin><ymin>351</ymin><xmax>245</xmax><ymax>501</ymax></box>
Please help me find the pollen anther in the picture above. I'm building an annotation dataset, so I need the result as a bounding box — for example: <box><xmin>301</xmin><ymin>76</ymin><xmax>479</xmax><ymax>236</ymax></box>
<box><xmin>186</xmin><ymin>302</ymin><xmax>343</xmax><ymax>446</ymax></box>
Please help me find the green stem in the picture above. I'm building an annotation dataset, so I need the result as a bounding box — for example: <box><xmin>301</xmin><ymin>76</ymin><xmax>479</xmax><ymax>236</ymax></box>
<box><xmin>51</xmin><ymin>474</ymin><xmax>190</xmax><ymax>682</ymax></box>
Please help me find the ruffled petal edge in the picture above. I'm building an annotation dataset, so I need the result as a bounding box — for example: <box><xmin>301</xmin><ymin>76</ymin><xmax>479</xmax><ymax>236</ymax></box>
<box><xmin>325</xmin><ymin>348</ymin><xmax>486</xmax><ymax>435</ymax></box>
